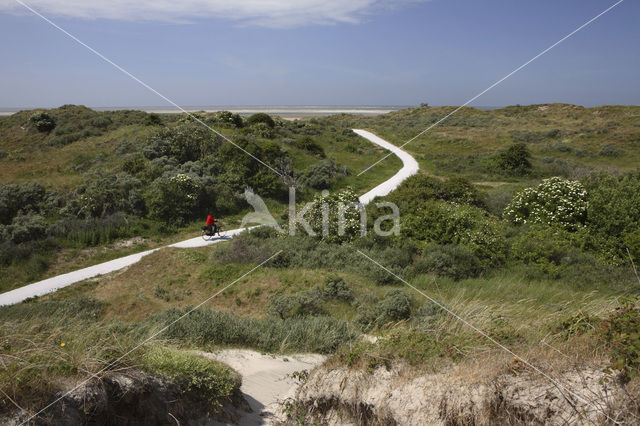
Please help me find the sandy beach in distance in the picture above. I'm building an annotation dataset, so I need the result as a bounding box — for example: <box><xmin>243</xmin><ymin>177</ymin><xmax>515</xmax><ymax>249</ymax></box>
<box><xmin>0</xmin><ymin>106</ymin><xmax>407</xmax><ymax>118</ymax></box>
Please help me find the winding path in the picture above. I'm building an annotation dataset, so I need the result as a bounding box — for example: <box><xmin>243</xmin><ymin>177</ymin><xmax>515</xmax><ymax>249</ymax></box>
<box><xmin>0</xmin><ymin>130</ymin><xmax>417</xmax><ymax>306</ymax></box>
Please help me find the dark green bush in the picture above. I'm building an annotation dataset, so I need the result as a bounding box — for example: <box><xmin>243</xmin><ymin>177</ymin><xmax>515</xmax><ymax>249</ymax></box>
<box><xmin>356</xmin><ymin>289</ymin><xmax>412</xmax><ymax>330</ymax></box>
<box><xmin>29</xmin><ymin>112</ymin><xmax>56</xmax><ymax>132</ymax></box>
<box><xmin>143</xmin><ymin>123</ymin><xmax>218</xmax><ymax>163</ymax></box>
<box><xmin>322</xmin><ymin>276</ymin><xmax>354</xmax><ymax>302</ymax></box>
<box><xmin>489</xmin><ymin>143</ymin><xmax>532</xmax><ymax>176</ymax></box>
<box><xmin>294</xmin><ymin>136</ymin><xmax>325</xmax><ymax>158</ymax></box>
<box><xmin>3</xmin><ymin>214</ymin><xmax>48</xmax><ymax>244</ymax></box>
<box><xmin>267</xmin><ymin>291</ymin><xmax>324</xmax><ymax>319</ymax></box>
<box><xmin>600</xmin><ymin>297</ymin><xmax>640</xmax><ymax>381</ymax></box>
<box><xmin>216</xmin><ymin>111</ymin><xmax>243</xmax><ymax>128</ymax></box>
<box><xmin>403</xmin><ymin>201</ymin><xmax>506</xmax><ymax>266</ymax></box>
<box><xmin>303</xmin><ymin>159</ymin><xmax>344</xmax><ymax>189</ymax></box>
<box><xmin>246</xmin><ymin>113</ymin><xmax>275</xmax><ymax>128</ymax></box>
<box><xmin>0</xmin><ymin>182</ymin><xmax>48</xmax><ymax>225</ymax></box>
<box><xmin>412</xmin><ymin>244</ymin><xmax>482</xmax><ymax>280</ymax></box>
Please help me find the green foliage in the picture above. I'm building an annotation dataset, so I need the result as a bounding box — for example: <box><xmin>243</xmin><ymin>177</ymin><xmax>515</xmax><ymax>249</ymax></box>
<box><xmin>356</xmin><ymin>289</ymin><xmax>412</xmax><ymax>330</ymax></box>
<box><xmin>600</xmin><ymin>297</ymin><xmax>640</xmax><ymax>380</ymax></box>
<box><xmin>0</xmin><ymin>182</ymin><xmax>48</xmax><ymax>225</ymax></box>
<box><xmin>216</xmin><ymin>111</ymin><xmax>243</xmax><ymax>128</ymax></box>
<box><xmin>65</xmin><ymin>172</ymin><xmax>145</xmax><ymax>218</ymax></box>
<box><xmin>306</xmin><ymin>188</ymin><xmax>362</xmax><ymax>243</ymax></box>
<box><xmin>510</xmin><ymin>226</ymin><xmax>574</xmax><ymax>276</ymax></box>
<box><xmin>29</xmin><ymin>112</ymin><xmax>56</xmax><ymax>132</ymax></box>
<box><xmin>403</xmin><ymin>201</ymin><xmax>506</xmax><ymax>265</ymax></box>
<box><xmin>384</xmin><ymin>174</ymin><xmax>484</xmax><ymax>212</ymax></box>
<box><xmin>146</xmin><ymin>173</ymin><xmax>203</xmax><ymax>225</ymax></box>
<box><xmin>490</xmin><ymin>143</ymin><xmax>532</xmax><ymax>176</ymax></box>
<box><xmin>246</xmin><ymin>113</ymin><xmax>275</xmax><ymax>128</ymax></box>
<box><xmin>142</xmin><ymin>347</ymin><xmax>239</xmax><ymax>406</ymax></box>
<box><xmin>322</xmin><ymin>276</ymin><xmax>354</xmax><ymax>302</ymax></box>
<box><xmin>158</xmin><ymin>307</ymin><xmax>356</xmax><ymax>354</ymax></box>
<box><xmin>303</xmin><ymin>159</ymin><xmax>344</xmax><ymax>189</ymax></box>
<box><xmin>268</xmin><ymin>291</ymin><xmax>324</xmax><ymax>319</ymax></box>
<box><xmin>411</xmin><ymin>244</ymin><xmax>482</xmax><ymax>280</ymax></box>
<box><xmin>2</xmin><ymin>213</ymin><xmax>48</xmax><ymax>244</ymax></box>
<box><xmin>145</xmin><ymin>113</ymin><xmax>163</xmax><ymax>126</ymax></box>
<box><xmin>583</xmin><ymin>171</ymin><xmax>640</xmax><ymax>260</ymax></box>
<box><xmin>504</xmin><ymin>177</ymin><xmax>588</xmax><ymax>230</ymax></box>
<box><xmin>144</xmin><ymin>123</ymin><xmax>218</xmax><ymax>163</ymax></box>
<box><xmin>294</xmin><ymin>136</ymin><xmax>325</xmax><ymax>158</ymax></box>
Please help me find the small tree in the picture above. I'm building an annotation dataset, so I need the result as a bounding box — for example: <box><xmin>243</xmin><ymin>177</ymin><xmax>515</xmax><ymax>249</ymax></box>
<box><xmin>493</xmin><ymin>143</ymin><xmax>532</xmax><ymax>176</ymax></box>
<box><xmin>146</xmin><ymin>174</ymin><xmax>202</xmax><ymax>225</ymax></box>
<box><xmin>29</xmin><ymin>112</ymin><xmax>56</xmax><ymax>133</ymax></box>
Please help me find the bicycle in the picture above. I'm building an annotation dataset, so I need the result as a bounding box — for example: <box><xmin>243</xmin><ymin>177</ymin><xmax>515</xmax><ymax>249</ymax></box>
<box><xmin>201</xmin><ymin>223</ymin><xmax>224</xmax><ymax>241</ymax></box>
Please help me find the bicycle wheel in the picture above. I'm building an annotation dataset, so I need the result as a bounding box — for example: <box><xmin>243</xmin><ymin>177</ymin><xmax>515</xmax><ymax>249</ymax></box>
<box><xmin>216</xmin><ymin>225</ymin><xmax>224</xmax><ymax>236</ymax></box>
<box><xmin>201</xmin><ymin>229</ymin><xmax>212</xmax><ymax>241</ymax></box>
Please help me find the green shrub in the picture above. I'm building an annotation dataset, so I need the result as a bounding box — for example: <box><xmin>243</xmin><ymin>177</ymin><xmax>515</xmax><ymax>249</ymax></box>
<box><xmin>303</xmin><ymin>159</ymin><xmax>344</xmax><ymax>189</ymax></box>
<box><xmin>294</xmin><ymin>136</ymin><xmax>325</xmax><ymax>158</ymax></box>
<box><xmin>305</xmin><ymin>188</ymin><xmax>362</xmax><ymax>243</ymax></box>
<box><xmin>267</xmin><ymin>291</ymin><xmax>324</xmax><ymax>319</ymax></box>
<box><xmin>157</xmin><ymin>307</ymin><xmax>355</xmax><ymax>354</ymax></box>
<box><xmin>0</xmin><ymin>182</ymin><xmax>47</xmax><ymax>225</ymax></box>
<box><xmin>146</xmin><ymin>173</ymin><xmax>202</xmax><ymax>225</ymax></box>
<box><xmin>583</xmin><ymin>171</ymin><xmax>640</xmax><ymax>261</ymax></box>
<box><xmin>216</xmin><ymin>111</ymin><xmax>243</xmax><ymax>128</ymax></box>
<box><xmin>489</xmin><ymin>143</ymin><xmax>532</xmax><ymax>176</ymax></box>
<box><xmin>384</xmin><ymin>174</ymin><xmax>484</xmax><ymax>212</ymax></box>
<box><xmin>141</xmin><ymin>347</ymin><xmax>240</xmax><ymax>406</ymax></box>
<box><xmin>356</xmin><ymin>289</ymin><xmax>412</xmax><ymax>330</ymax></box>
<box><xmin>64</xmin><ymin>173</ymin><xmax>145</xmax><ymax>218</ymax></box>
<box><xmin>143</xmin><ymin>123</ymin><xmax>218</xmax><ymax>163</ymax></box>
<box><xmin>403</xmin><ymin>200</ymin><xmax>506</xmax><ymax>265</ymax></box>
<box><xmin>413</xmin><ymin>244</ymin><xmax>482</xmax><ymax>280</ymax></box>
<box><xmin>4</xmin><ymin>214</ymin><xmax>48</xmax><ymax>244</ymax></box>
<box><xmin>246</xmin><ymin>113</ymin><xmax>275</xmax><ymax>128</ymax></box>
<box><xmin>600</xmin><ymin>297</ymin><xmax>640</xmax><ymax>381</ymax></box>
<box><xmin>322</xmin><ymin>276</ymin><xmax>354</xmax><ymax>302</ymax></box>
<box><xmin>504</xmin><ymin>177</ymin><xmax>588</xmax><ymax>230</ymax></box>
<box><xmin>29</xmin><ymin>112</ymin><xmax>56</xmax><ymax>132</ymax></box>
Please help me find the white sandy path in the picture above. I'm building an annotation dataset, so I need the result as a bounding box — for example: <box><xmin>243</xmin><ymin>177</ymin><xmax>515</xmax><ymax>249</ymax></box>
<box><xmin>354</xmin><ymin>129</ymin><xmax>419</xmax><ymax>205</ymax></box>
<box><xmin>0</xmin><ymin>130</ymin><xmax>416</xmax><ymax>307</ymax></box>
<box><xmin>0</xmin><ymin>227</ymin><xmax>252</xmax><ymax>306</ymax></box>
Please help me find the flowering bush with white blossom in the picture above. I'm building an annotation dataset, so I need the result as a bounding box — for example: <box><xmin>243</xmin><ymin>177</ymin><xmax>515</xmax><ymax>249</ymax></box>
<box><xmin>504</xmin><ymin>177</ymin><xmax>588</xmax><ymax>231</ymax></box>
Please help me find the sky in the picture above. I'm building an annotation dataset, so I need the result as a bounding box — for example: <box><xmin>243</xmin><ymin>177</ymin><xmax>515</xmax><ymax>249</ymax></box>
<box><xmin>0</xmin><ymin>0</ymin><xmax>638</xmax><ymax>108</ymax></box>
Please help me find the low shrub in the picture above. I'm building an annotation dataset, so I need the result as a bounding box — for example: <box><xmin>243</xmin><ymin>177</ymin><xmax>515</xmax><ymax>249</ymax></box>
<box><xmin>356</xmin><ymin>289</ymin><xmax>412</xmax><ymax>330</ymax></box>
<box><xmin>412</xmin><ymin>244</ymin><xmax>482</xmax><ymax>280</ymax></box>
<box><xmin>600</xmin><ymin>297</ymin><xmax>640</xmax><ymax>381</ymax></box>
<box><xmin>141</xmin><ymin>347</ymin><xmax>240</xmax><ymax>406</ymax></box>
<box><xmin>157</xmin><ymin>307</ymin><xmax>355</xmax><ymax>354</ymax></box>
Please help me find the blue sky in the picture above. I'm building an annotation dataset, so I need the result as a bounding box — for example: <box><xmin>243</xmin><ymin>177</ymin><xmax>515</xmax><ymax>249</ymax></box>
<box><xmin>0</xmin><ymin>0</ymin><xmax>638</xmax><ymax>108</ymax></box>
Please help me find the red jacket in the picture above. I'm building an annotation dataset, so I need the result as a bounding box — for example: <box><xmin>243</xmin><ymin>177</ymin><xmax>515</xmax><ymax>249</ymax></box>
<box><xmin>206</xmin><ymin>215</ymin><xmax>217</xmax><ymax>226</ymax></box>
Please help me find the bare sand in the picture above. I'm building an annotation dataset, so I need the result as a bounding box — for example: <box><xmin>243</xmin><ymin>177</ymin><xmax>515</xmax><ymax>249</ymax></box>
<box><xmin>202</xmin><ymin>350</ymin><xmax>326</xmax><ymax>425</ymax></box>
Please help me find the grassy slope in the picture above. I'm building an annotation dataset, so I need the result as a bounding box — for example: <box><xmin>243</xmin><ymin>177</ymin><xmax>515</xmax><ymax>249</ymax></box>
<box><xmin>2</xmin><ymin>104</ymin><xmax>639</xmax><ymax>418</ymax></box>
<box><xmin>0</xmin><ymin>108</ymin><xmax>400</xmax><ymax>292</ymax></box>
<box><xmin>345</xmin><ymin>104</ymin><xmax>640</xmax><ymax>182</ymax></box>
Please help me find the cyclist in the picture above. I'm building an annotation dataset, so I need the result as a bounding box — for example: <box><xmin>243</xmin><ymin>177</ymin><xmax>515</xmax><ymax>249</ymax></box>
<box><xmin>204</xmin><ymin>214</ymin><xmax>218</xmax><ymax>236</ymax></box>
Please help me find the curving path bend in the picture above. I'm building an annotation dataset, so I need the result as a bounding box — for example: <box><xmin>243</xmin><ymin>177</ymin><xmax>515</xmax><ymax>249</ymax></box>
<box><xmin>0</xmin><ymin>130</ymin><xmax>417</xmax><ymax>306</ymax></box>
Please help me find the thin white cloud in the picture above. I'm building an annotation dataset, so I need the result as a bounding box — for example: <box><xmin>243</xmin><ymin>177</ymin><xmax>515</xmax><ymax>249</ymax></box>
<box><xmin>1</xmin><ymin>0</ymin><xmax>427</xmax><ymax>28</ymax></box>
